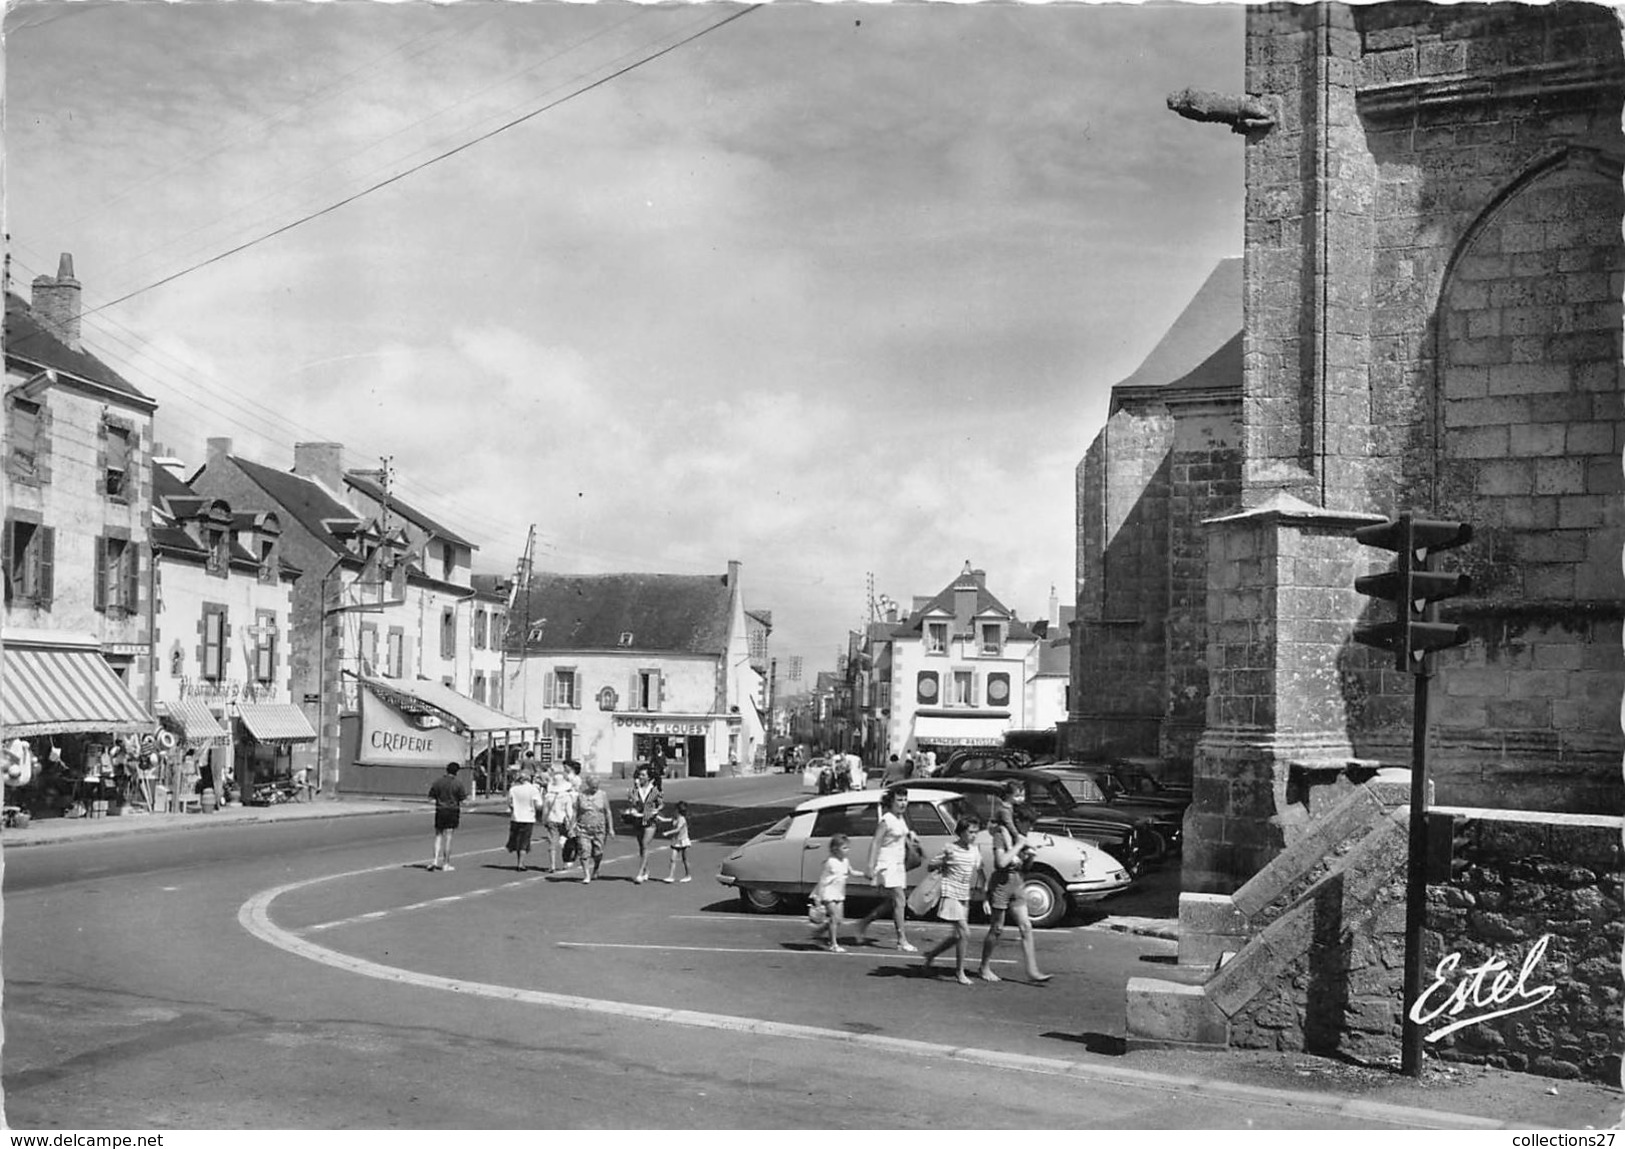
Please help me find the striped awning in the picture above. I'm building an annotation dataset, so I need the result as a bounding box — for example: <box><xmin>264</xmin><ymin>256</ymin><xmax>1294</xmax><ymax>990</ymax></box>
<box><xmin>1</xmin><ymin>645</ymin><xmax>156</xmax><ymax>737</ymax></box>
<box><xmin>158</xmin><ymin>698</ymin><xmax>231</xmax><ymax>748</ymax></box>
<box><xmin>236</xmin><ymin>703</ymin><xmax>317</xmax><ymax>743</ymax></box>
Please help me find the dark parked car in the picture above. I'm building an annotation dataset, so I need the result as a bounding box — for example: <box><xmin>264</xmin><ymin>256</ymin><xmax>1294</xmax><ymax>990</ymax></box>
<box><xmin>920</xmin><ymin>770</ymin><xmax>1168</xmax><ymax>874</ymax></box>
<box><xmin>1034</xmin><ymin>766</ymin><xmax>1186</xmax><ymax>855</ymax></box>
<box><xmin>937</xmin><ymin>748</ymin><xmax>1034</xmax><ymax>779</ymax></box>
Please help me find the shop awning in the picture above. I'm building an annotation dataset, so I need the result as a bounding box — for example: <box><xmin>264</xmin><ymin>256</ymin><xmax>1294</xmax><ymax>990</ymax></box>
<box><xmin>351</xmin><ymin>672</ymin><xmax>532</xmax><ymax>734</ymax></box>
<box><xmin>237</xmin><ymin>703</ymin><xmax>317</xmax><ymax>743</ymax></box>
<box><xmin>2</xmin><ymin>641</ymin><xmax>155</xmax><ymax>737</ymax></box>
<box><xmin>910</xmin><ymin>712</ymin><xmax>1010</xmax><ymax>748</ymax></box>
<box><xmin>158</xmin><ymin>698</ymin><xmax>231</xmax><ymax>748</ymax></box>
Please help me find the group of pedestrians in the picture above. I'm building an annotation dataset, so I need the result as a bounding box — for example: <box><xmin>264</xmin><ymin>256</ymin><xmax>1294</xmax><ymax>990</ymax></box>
<box><xmin>425</xmin><ymin>757</ymin><xmax>690</xmax><ymax>885</ymax></box>
<box><xmin>807</xmin><ymin>785</ymin><xmax>1050</xmax><ymax>985</ymax></box>
<box><xmin>428</xmin><ymin>758</ymin><xmax>1048</xmax><ymax>987</ymax></box>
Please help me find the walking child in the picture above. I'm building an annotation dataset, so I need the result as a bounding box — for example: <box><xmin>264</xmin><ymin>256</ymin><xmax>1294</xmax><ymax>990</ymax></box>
<box><xmin>810</xmin><ymin>833</ymin><xmax>867</xmax><ymax>952</ymax></box>
<box><xmin>920</xmin><ymin>816</ymin><xmax>986</xmax><ymax>984</ymax></box>
<box><xmin>657</xmin><ymin>800</ymin><xmax>693</xmax><ymax>882</ymax></box>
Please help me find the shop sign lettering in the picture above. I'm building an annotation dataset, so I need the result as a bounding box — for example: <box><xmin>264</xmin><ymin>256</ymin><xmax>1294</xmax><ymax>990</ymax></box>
<box><xmin>370</xmin><ymin>730</ymin><xmax>438</xmax><ymax>754</ymax></box>
<box><xmin>1408</xmin><ymin>933</ymin><xmax>1557</xmax><ymax>1042</ymax></box>
<box><xmin>615</xmin><ymin>716</ymin><xmax>707</xmax><ymax>735</ymax></box>
<box><xmin>180</xmin><ymin>677</ymin><xmax>266</xmax><ymax>703</ymax></box>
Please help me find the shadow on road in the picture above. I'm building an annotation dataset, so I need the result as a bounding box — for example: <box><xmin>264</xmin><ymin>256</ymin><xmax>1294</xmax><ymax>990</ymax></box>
<box><xmin>1043</xmin><ymin>1030</ymin><xmax>1127</xmax><ymax>1056</ymax></box>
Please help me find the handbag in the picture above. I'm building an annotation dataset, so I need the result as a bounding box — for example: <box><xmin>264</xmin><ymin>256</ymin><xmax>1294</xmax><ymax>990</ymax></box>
<box><xmin>807</xmin><ymin>901</ymin><xmax>829</xmax><ymax>927</ymax></box>
<box><xmin>562</xmin><ymin>836</ymin><xmax>580</xmax><ymax>863</ymax></box>
<box><xmin>903</xmin><ymin>835</ymin><xmax>925</xmax><ymax>870</ymax></box>
<box><xmin>906</xmin><ymin>872</ymin><xmax>943</xmax><ymax>918</ymax></box>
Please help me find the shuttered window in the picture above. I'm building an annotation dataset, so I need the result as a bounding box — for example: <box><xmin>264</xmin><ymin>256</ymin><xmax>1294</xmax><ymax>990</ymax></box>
<box><xmin>202</xmin><ymin>607</ymin><xmax>227</xmax><ymax>681</ymax></box>
<box><xmin>4</xmin><ymin>520</ymin><xmax>55</xmax><ymax>607</ymax></box>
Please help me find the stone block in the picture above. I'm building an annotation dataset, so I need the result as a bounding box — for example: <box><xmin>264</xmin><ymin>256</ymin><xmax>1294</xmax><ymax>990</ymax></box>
<box><xmin>1125</xmin><ymin>978</ymin><xmax>1229</xmax><ymax>1046</ymax></box>
<box><xmin>1179</xmin><ymin>891</ymin><xmax>1249</xmax><ymax>935</ymax></box>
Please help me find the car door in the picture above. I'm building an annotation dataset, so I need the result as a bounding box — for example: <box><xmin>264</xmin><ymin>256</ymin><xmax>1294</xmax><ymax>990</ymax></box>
<box><xmin>801</xmin><ymin>799</ymin><xmax>880</xmax><ymax>893</ymax></box>
<box><xmin>735</xmin><ymin>811</ymin><xmax>818</xmax><ymax>892</ymax></box>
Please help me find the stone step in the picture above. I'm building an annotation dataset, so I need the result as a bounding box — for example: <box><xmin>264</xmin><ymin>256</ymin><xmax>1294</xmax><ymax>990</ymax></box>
<box><xmin>1124</xmin><ymin>976</ymin><xmax>1229</xmax><ymax>1049</ymax></box>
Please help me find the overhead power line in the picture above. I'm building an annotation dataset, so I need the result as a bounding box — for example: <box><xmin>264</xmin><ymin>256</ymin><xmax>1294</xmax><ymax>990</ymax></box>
<box><xmin>86</xmin><ymin>3</ymin><xmax>761</xmax><ymax>319</ymax></box>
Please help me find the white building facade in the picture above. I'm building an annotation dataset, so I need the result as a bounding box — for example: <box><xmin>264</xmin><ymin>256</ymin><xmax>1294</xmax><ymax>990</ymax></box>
<box><xmin>506</xmin><ymin>562</ymin><xmax>764</xmax><ymax>777</ymax></box>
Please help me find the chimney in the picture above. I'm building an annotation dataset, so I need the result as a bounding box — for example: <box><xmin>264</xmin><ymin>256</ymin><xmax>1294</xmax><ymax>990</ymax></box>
<box><xmin>293</xmin><ymin>442</ymin><xmax>345</xmax><ymax>493</ymax></box>
<box><xmin>31</xmin><ymin>253</ymin><xmax>82</xmax><ymax>350</ymax></box>
<box><xmin>206</xmin><ymin>437</ymin><xmax>234</xmax><ymax>469</ymax></box>
<box><xmin>1049</xmin><ymin>584</ymin><xmax>1060</xmax><ymax>630</ymax></box>
<box><xmin>954</xmin><ymin>560</ymin><xmax>981</xmax><ymax>629</ymax></box>
<box><xmin>727</xmin><ymin>559</ymin><xmax>742</xmax><ymax>589</ymax></box>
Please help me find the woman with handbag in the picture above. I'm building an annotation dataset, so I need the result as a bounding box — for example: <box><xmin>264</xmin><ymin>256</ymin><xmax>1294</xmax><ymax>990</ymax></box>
<box><xmin>625</xmin><ymin>765</ymin><xmax>663</xmax><ymax>884</ymax></box>
<box><xmin>854</xmin><ymin>788</ymin><xmax>920</xmax><ymax>952</ymax></box>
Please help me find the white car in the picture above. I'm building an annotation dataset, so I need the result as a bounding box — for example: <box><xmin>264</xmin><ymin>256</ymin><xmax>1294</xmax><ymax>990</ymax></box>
<box><xmin>717</xmin><ymin>786</ymin><xmax>1132</xmax><ymax>928</ymax></box>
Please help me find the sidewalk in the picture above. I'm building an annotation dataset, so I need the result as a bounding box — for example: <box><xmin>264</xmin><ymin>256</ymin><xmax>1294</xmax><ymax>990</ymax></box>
<box><xmin>0</xmin><ymin>793</ymin><xmax>507</xmax><ymax>849</ymax></box>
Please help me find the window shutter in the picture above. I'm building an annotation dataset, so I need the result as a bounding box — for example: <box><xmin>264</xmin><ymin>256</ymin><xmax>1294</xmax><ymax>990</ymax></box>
<box><xmin>629</xmin><ymin>671</ymin><xmax>640</xmax><ymax>710</ymax></box>
<box><xmin>1</xmin><ymin>523</ymin><xmax>13</xmax><ymax>606</ymax></box>
<box><xmin>124</xmin><ymin>544</ymin><xmax>140</xmax><ymax>613</ymax></box>
<box><xmin>574</xmin><ymin>671</ymin><xmax>582</xmax><ymax>709</ymax></box>
<box><xmin>656</xmin><ymin>671</ymin><xmax>665</xmax><ymax>711</ymax></box>
<box><xmin>543</xmin><ymin>671</ymin><xmax>556</xmax><ymax>707</ymax></box>
<box><xmin>38</xmin><ymin>527</ymin><xmax>54</xmax><ymax>606</ymax></box>
<box><xmin>970</xmin><ymin>674</ymin><xmax>980</xmax><ymax>706</ymax></box>
<box><xmin>94</xmin><ymin>537</ymin><xmax>108</xmax><ymax>611</ymax></box>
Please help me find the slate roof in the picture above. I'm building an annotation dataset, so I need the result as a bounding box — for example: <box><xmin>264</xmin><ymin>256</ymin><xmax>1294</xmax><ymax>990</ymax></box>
<box><xmin>4</xmin><ymin>292</ymin><xmax>154</xmax><ymax>407</ymax></box>
<box><xmin>509</xmin><ymin>572</ymin><xmax>733</xmax><ymax>655</ymax></box>
<box><xmin>899</xmin><ymin>574</ymin><xmax>1037</xmax><ymax>641</ymax></box>
<box><xmin>345</xmin><ymin>471</ymin><xmax>475</xmax><ymax>550</ymax></box>
<box><xmin>149</xmin><ymin>461</ymin><xmax>302</xmax><ymax>575</ymax></box>
<box><xmin>1112</xmin><ymin>258</ymin><xmax>1242</xmax><ymax>394</ymax></box>
<box><xmin>230</xmin><ymin>455</ymin><xmax>364</xmax><ymax>557</ymax></box>
<box><xmin>1036</xmin><ymin>637</ymin><xmax>1071</xmax><ymax>676</ymax></box>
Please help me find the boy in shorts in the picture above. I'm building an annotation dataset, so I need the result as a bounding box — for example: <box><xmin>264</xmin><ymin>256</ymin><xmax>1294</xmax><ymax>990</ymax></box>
<box><xmin>427</xmin><ymin>762</ymin><xmax>468</xmax><ymax>872</ymax></box>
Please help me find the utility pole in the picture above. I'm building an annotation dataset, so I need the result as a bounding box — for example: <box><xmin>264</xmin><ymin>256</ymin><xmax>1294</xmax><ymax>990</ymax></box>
<box><xmin>506</xmin><ymin>526</ymin><xmax>536</xmax><ymax>720</ymax></box>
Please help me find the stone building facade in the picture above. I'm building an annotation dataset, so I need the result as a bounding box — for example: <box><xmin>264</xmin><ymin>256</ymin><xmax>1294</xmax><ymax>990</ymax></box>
<box><xmin>4</xmin><ymin>258</ymin><xmax>158</xmax><ymax>711</ymax></box>
<box><xmin>1067</xmin><ymin>259</ymin><xmax>1243</xmax><ymax>770</ymax></box>
<box><xmin>1182</xmin><ymin>1</ymin><xmax>1624</xmax><ymax>893</ymax></box>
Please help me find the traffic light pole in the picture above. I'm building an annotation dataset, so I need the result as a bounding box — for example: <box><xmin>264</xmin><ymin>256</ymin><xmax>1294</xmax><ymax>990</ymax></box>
<box><xmin>1401</xmin><ymin>663</ymin><xmax>1432</xmax><ymax>1077</ymax></box>
<box><xmin>1352</xmin><ymin>512</ymin><xmax>1471</xmax><ymax>1079</ymax></box>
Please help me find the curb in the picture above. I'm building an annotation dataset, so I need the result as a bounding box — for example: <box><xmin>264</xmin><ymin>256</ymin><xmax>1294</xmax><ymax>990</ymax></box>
<box><xmin>0</xmin><ymin>803</ymin><xmax>419</xmax><ymax>849</ymax></box>
<box><xmin>1090</xmin><ymin>916</ymin><xmax>1181</xmax><ymax>942</ymax></box>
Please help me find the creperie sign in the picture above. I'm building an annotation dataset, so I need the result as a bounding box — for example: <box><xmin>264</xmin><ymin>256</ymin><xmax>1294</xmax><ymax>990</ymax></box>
<box><xmin>356</xmin><ymin>688</ymin><xmax>464</xmax><ymax>765</ymax></box>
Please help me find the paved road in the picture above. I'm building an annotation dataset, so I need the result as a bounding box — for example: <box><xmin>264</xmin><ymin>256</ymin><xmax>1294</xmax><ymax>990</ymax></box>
<box><xmin>3</xmin><ymin>775</ymin><xmax>1609</xmax><ymax>1129</ymax></box>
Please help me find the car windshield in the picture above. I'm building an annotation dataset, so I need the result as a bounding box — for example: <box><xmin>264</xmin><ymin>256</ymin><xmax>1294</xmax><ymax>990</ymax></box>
<box><xmin>1053</xmin><ymin>773</ymin><xmax>1108</xmax><ymax>804</ymax></box>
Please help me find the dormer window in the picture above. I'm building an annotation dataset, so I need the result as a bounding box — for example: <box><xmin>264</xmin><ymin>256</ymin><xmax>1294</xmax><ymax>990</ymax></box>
<box><xmin>980</xmin><ymin>622</ymin><xmax>1002</xmax><ymax>656</ymax></box>
<box><xmin>205</xmin><ymin>527</ymin><xmax>229</xmax><ymax>577</ymax></box>
<box><xmin>441</xmin><ymin>542</ymin><xmax>455</xmax><ymax>582</ymax></box>
<box><xmin>619</xmin><ymin>632</ymin><xmax>634</xmax><ymax>647</ymax></box>
<box><xmin>926</xmin><ymin>621</ymin><xmax>948</xmax><ymax>654</ymax></box>
<box><xmin>258</xmin><ymin>538</ymin><xmax>277</xmax><ymax>584</ymax></box>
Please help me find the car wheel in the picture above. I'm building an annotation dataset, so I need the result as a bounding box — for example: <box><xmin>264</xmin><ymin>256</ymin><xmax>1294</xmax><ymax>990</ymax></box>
<box><xmin>739</xmin><ymin>887</ymin><xmax>784</xmax><ymax>914</ymax></box>
<box><xmin>1138</xmin><ymin>828</ymin><xmax>1170</xmax><ymax>865</ymax></box>
<box><xmin>1022</xmin><ymin>872</ymin><xmax>1067</xmax><ymax>929</ymax></box>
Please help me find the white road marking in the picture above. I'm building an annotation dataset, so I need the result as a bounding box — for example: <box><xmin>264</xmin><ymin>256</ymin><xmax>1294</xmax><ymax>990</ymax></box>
<box><xmin>296</xmin><ymin>806</ymin><xmax>785</xmax><ymax>935</ymax></box>
<box><xmin>238</xmin><ymin>863</ymin><xmax>1501</xmax><ymax>1129</ymax></box>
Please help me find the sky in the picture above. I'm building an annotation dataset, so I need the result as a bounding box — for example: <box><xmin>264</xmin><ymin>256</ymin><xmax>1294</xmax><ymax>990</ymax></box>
<box><xmin>4</xmin><ymin>0</ymin><xmax>1243</xmax><ymax>687</ymax></box>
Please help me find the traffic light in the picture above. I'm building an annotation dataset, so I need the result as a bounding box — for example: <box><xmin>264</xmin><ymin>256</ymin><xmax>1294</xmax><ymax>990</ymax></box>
<box><xmin>1353</xmin><ymin>513</ymin><xmax>1473</xmax><ymax>672</ymax></box>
